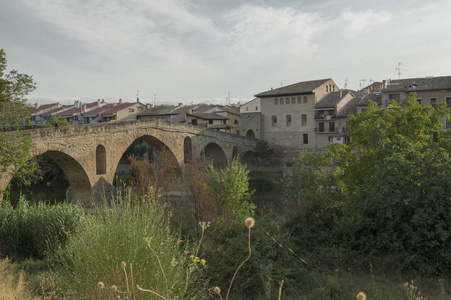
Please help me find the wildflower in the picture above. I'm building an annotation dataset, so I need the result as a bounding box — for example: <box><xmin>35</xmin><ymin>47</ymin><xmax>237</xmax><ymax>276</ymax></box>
<box><xmin>356</xmin><ymin>291</ymin><xmax>366</xmax><ymax>300</ymax></box>
<box><xmin>213</xmin><ymin>287</ymin><xmax>221</xmax><ymax>294</ymax></box>
<box><xmin>245</xmin><ymin>217</ymin><xmax>255</xmax><ymax>228</ymax></box>
<box><xmin>200</xmin><ymin>259</ymin><xmax>206</xmax><ymax>266</ymax></box>
<box><xmin>97</xmin><ymin>282</ymin><xmax>104</xmax><ymax>289</ymax></box>
<box><xmin>121</xmin><ymin>261</ymin><xmax>126</xmax><ymax>269</ymax></box>
<box><xmin>111</xmin><ymin>285</ymin><xmax>118</xmax><ymax>292</ymax></box>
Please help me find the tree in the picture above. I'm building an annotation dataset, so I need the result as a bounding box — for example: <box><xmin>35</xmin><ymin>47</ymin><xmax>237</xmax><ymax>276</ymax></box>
<box><xmin>0</xmin><ymin>49</ymin><xmax>37</xmax><ymax>194</ymax></box>
<box><xmin>40</xmin><ymin>116</ymin><xmax>71</xmax><ymax>128</ymax></box>
<box><xmin>329</xmin><ymin>93</ymin><xmax>451</xmax><ymax>273</ymax></box>
<box><xmin>204</xmin><ymin>157</ymin><xmax>255</xmax><ymax>231</ymax></box>
<box><xmin>253</xmin><ymin>140</ymin><xmax>274</xmax><ymax>164</ymax></box>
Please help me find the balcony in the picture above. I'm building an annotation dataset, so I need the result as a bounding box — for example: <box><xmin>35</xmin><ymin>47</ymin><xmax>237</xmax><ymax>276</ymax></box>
<box><xmin>315</xmin><ymin>127</ymin><xmax>337</xmax><ymax>133</ymax></box>
<box><xmin>315</xmin><ymin>114</ymin><xmax>336</xmax><ymax>120</ymax></box>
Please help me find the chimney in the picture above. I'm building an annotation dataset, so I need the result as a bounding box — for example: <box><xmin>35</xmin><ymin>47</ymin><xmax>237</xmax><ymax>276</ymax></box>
<box><xmin>382</xmin><ymin>80</ymin><xmax>387</xmax><ymax>89</ymax></box>
<box><xmin>178</xmin><ymin>103</ymin><xmax>183</xmax><ymax>107</ymax></box>
<box><xmin>34</xmin><ymin>103</ymin><xmax>38</xmax><ymax>109</ymax></box>
<box><xmin>83</xmin><ymin>104</ymin><xmax>86</xmax><ymax>111</ymax></box>
<box><xmin>119</xmin><ymin>98</ymin><xmax>123</xmax><ymax>104</ymax></box>
<box><xmin>97</xmin><ymin>99</ymin><xmax>100</xmax><ymax>107</ymax></box>
<box><xmin>146</xmin><ymin>103</ymin><xmax>152</xmax><ymax>109</ymax></box>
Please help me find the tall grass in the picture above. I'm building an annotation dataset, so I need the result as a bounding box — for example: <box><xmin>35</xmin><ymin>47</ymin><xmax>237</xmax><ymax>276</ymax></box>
<box><xmin>56</xmin><ymin>193</ymin><xmax>209</xmax><ymax>299</ymax></box>
<box><xmin>0</xmin><ymin>259</ymin><xmax>32</xmax><ymax>300</ymax></box>
<box><xmin>0</xmin><ymin>195</ymin><xmax>86</xmax><ymax>260</ymax></box>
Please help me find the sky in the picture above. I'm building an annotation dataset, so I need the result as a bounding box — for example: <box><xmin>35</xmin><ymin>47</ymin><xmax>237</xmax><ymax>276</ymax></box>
<box><xmin>1</xmin><ymin>0</ymin><xmax>451</xmax><ymax>106</ymax></box>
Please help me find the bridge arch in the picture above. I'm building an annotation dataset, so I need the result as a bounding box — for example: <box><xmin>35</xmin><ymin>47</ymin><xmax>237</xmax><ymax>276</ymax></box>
<box><xmin>201</xmin><ymin>143</ymin><xmax>228</xmax><ymax>166</ymax></box>
<box><xmin>246</xmin><ymin>129</ymin><xmax>256</xmax><ymax>138</ymax></box>
<box><xmin>112</xmin><ymin>134</ymin><xmax>183</xmax><ymax>181</ymax></box>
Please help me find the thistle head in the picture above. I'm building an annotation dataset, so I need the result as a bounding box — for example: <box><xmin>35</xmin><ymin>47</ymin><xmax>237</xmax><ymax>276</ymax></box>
<box><xmin>121</xmin><ymin>261</ymin><xmax>126</xmax><ymax>269</ymax></box>
<box><xmin>245</xmin><ymin>217</ymin><xmax>255</xmax><ymax>228</ymax></box>
<box><xmin>213</xmin><ymin>286</ymin><xmax>221</xmax><ymax>294</ymax></box>
<box><xmin>97</xmin><ymin>282</ymin><xmax>104</xmax><ymax>289</ymax></box>
<box><xmin>356</xmin><ymin>292</ymin><xmax>366</xmax><ymax>300</ymax></box>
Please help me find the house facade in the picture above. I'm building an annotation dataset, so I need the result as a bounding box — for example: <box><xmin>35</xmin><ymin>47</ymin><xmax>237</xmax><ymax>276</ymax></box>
<box><xmin>255</xmin><ymin>78</ymin><xmax>339</xmax><ymax>151</ymax></box>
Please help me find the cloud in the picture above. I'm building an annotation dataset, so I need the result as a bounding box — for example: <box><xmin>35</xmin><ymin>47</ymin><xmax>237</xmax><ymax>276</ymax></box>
<box><xmin>224</xmin><ymin>5</ymin><xmax>323</xmax><ymax>64</ymax></box>
<box><xmin>339</xmin><ymin>8</ymin><xmax>391</xmax><ymax>38</ymax></box>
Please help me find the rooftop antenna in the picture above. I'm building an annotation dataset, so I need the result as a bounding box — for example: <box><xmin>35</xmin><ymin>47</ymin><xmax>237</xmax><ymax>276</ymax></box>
<box><xmin>154</xmin><ymin>94</ymin><xmax>156</xmax><ymax>106</ymax></box>
<box><xmin>396</xmin><ymin>62</ymin><xmax>406</xmax><ymax>79</ymax></box>
<box><xmin>359</xmin><ymin>79</ymin><xmax>367</xmax><ymax>89</ymax></box>
<box><xmin>136</xmin><ymin>90</ymin><xmax>139</xmax><ymax>102</ymax></box>
<box><xmin>344</xmin><ymin>78</ymin><xmax>348</xmax><ymax>89</ymax></box>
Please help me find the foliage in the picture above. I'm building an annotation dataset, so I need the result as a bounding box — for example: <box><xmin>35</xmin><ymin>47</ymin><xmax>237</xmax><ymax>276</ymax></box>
<box><xmin>0</xmin><ymin>196</ymin><xmax>86</xmax><ymax>260</ymax></box>
<box><xmin>330</xmin><ymin>94</ymin><xmax>451</xmax><ymax>194</ymax></box>
<box><xmin>253</xmin><ymin>140</ymin><xmax>275</xmax><ymax>164</ymax></box>
<box><xmin>185</xmin><ymin>156</ymin><xmax>217</xmax><ymax>229</ymax></box>
<box><xmin>204</xmin><ymin>157</ymin><xmax>255</xmax><ymax>231</ymax></box>
<box><xmin>128</xmin><ymin>148</ymin><xmax>178</xmax><ymax>202</ymax></box>
<box><xmin>205</xmin><ymin>214</ymin><xmax>303</xmax><ymax>299</ymax></box>
<box><xmin>57</xmin><ymin>195</ymin><xmax>209</xmax><ymax>300</ymax></box>
<box><xmin>39</xmin><ymin>116</ymin><xmax>71</xmax><ymax>128</ymax></box>
<box><xmin>0</xmin><ymin>49</ymin><xmax>37</xmax><ymax>193</ymax></box>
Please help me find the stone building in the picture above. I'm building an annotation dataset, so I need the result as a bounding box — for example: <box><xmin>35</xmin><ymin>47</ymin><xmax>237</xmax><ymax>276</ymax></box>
<box><xmin>240</xmin><ymin>98</ymin><xmax>261</xmax><ymax>138</ymax></box>
<box><xmin>254</xmin><ymin>78</ymin><xmax>339</xmax><ymax>152</ymax></box>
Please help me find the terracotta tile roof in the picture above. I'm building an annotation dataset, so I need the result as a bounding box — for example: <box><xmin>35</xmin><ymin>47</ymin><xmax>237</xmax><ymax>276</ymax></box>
<box><xmin>102</xmin><ymin>102</ymin><xmax>138</xmax><ymax>115</ymax></box>
<box><xmin>222</xmin><ymin>106</ymin><xmax>240</xmax><ymax>115</ymax></box>
<box><xmin>255</xmin><ymin>79</ymin><xmax>331</xmax><ymax>97</ymax></box>
<box><xmin>383</xmin><ymin>76</ymin><xmax>451</xmax><ymax>93</ymax></box>
<box><xmin>42</xmin><ymin>106</ymin><xmax>67</xmax><ymax>115</ymax></box>
<box><xmin>84</xmin><ymin>103</ymin><xmax>115</xmax><ymax>115</ymax></box>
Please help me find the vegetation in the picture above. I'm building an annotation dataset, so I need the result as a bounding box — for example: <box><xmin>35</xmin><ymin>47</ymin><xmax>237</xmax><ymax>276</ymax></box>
<box><xmin>0</xmin><ymin>196</ymin><xmax>85</xmax><ymax>260</ymax></box>
<box><xmin>253</xmin><ymin>139</ymin><xmax>275</xmax><ymax>164</ymax></box>
<box><xmin>0</xmin><ymin>49</ymin><xmax>37</xmax><ymax>193</ymax></box>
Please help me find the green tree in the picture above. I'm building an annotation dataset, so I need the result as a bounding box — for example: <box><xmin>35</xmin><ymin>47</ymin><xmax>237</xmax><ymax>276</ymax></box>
<box><xmin>254</xmin><ymin>139</ymin><xmax>274</xmax><ymax>164</ymax></box>
<box><xmin>330</xmin><ymin>93</ymin><xmax>451</xmax><ymax>273</ymax></box>
<box><xmin>40</xmin><ymin>116</ymin><xmax>71</xmax><ymax>128</ymax></box>
<box><xmin>0</xmin><ymin>49</ymin><xmax>37</xmax><ymax>194</ymax></box>
<box><xmin>204</xmin><ymin>157</ymin><xmax>255</xmax><ymax>231</ymax></box>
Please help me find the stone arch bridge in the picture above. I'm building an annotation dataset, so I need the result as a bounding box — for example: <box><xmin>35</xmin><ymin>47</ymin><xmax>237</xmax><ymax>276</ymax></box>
<box><xmin>0</xmin><ymin>119</ymin><xmax>257</xmax><ymax>205</ymax></box>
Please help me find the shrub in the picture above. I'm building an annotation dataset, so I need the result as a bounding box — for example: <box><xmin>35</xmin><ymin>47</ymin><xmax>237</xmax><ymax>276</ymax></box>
<box><xmin>57</xmin><ymin>195</ymin><xmax>209</xmax><ymax>299</ymax></box>
<box><xmin>0</xmin><ymin>196</ymin><xmax>86</xmax><ymax>260</ymax></box>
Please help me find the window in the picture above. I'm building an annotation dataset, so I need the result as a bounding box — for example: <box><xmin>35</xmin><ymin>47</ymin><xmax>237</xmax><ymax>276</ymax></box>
<box><xmin>234</xmin><ymin>119</ymin><xmax>238</xmax><ymax>125</ymax></box>
<box><xmin>255</xmin><ymin>106</ymin><xmax>258</xmax><ymax>111</ymax></box>
<box><xmin>333</xmin><ymin>85</ymin><xmax>335</xmax><ymax>91</ymax></box>
<box><xmin>329</xmin><ymin>122</ymin><xmax>335</xmax><ymax>132</ymax></box>
<box><xmin>417</xmin><ymin>99</ymin><xmax>422</xmax><ymax>105</ymax></box>
<box><xmin>286</xmin><ymin>97</ymin><xmax>290</xmax><ymax>104</ymax></box>
<box><xmin>209</xmin><ymin>120</ymin><xmax>213</xmax><ymax>124</ymax></box>
<box><xmin>280</xmin><ymin>98</ymin><xmax>284</xmax><ymax>105</ymax></box>
<box><xmin>129</xmin><ymin>108</ymin><xmax>134</xmax><ymax>112</ymax></box>
<box><xmin>326</xmin><ymin>86</ymin><xmax>328</xmax><ymax>92</ymax></box>
<box><xmin>389</xmin><ymin>93</ymin><xmax>400</xmax><ymax>101</ymax></box>
<box><xmin>191</xmin><ymin>119</ymin><xmax>197</xmax><ymax>125</ymax></box>
<box><xmin>274</xmin><ymin>98</ymin><xmax>279</xmax><ymax>105</ymax></box>
<box><xmin>297</xmin><ymin>96</ymin><xmax>301</xmax><ymax>104</ymax></box>
<box><xmin>446</xmin><ymin>97</ymin><xmax>451</xmax><ymax>108</ymax></box>
<box><xmin>318</xmin><ymin>122</ymin><xmax>325</xmax><ymax>132</ymax></box>
<box><xmin>303</xmin><ymin>134</ymin><xmax>308</xmax><ymax>144</ymax></box>
<box><xmin>271</xmin><ymin>115</ymin><xmax>277</xmax><ymax>127</ymax></box>
<box><xmin>246</xmin><ymin>107</ymin><xmax>249</xmax><ymax>111</ymax></box>
<box><xmin>291</xmin><ymin>97</ymin><xmax>295</xmax><ymax>104</ymax></box>
<box><xmin>301</xmin><ymin>114</ymin><xmax>307</xmax><ymax>126</ymax></box>
<box><xmin>303</xmin><ymin>96</ymin><xmax>308</xmax><ymax>103</ymax></box>
<box><xmin>286</xmin><ymin>115</ymin><xmax>292</xmax><ymax>127</ymax></box>
<box><xmin>430</xmin><ymin>98</ymin><xmax>436</xmax><ymax>107</ymax></box>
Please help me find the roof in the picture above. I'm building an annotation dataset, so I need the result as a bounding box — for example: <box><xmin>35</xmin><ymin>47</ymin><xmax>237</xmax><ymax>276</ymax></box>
<box><xmin>315</xmin><ymin>90</ymin><xmax>353</xmax><ymax>108</ymax></box>
<box><xmin>255</xmin><ymin>78</ymin><xmax>331</xmax><ymax>98</ymax></box>
<box><xmin>187</xmin><ymin>113</ymin><xmax>229</xmax><ymax>120</ymax></box>
<box><xmin>356</xmin><ymin>93</ymin><xmax>382</xmax><ymax>106</ymax></box>
<box><xmin>101</xmin><ymin>102</ymin><xmax>140</xmax><ymax>115</ymax></box>
<box><xmin>221</xmin><ymin>105</ymin><xmax>240</xmax><ymax>115</ymax></box>
<box><xmin>85</xmin><ymin>103</ymin><xmax>115</xmax><ymax>115</ymax></box>
<box><xmin>337</xmin><ymin>98</ymin><xmax>358</xmax><ymax>117</ymax></box>
<box><xmin>139</xmin><ymin>105</ymin><xmax>178</xmax><ymax>116</ymax></box>
<box><xmin>383</xmin><ymin>76</ymin><xmax>451</xmax><ymax>93</ymax></box>
<box><xmin>42</xmin><ymin>106</ymin><xmax>67</xmax><ymax>116</ymax></box>
<box><xmin>209</xmin><ymin>124</ymin><xmax>232</xmax><ymax>129</ymax></box>
<box><xmin>28</xmin><ymin>103</ymin><xmax>60</xmax><ymax>114</ymax></box>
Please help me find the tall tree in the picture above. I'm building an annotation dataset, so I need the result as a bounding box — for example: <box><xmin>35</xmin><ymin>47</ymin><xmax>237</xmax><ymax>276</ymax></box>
<box><xmin>0</xmin><ymin>49</ymin><xmax>37</xmax><ymax>193</ymax></box>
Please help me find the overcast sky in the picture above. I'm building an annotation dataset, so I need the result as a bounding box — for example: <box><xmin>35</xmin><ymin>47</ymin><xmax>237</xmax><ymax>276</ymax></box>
<box><xmin>1</xmin><ymin>0</ymin><xmax>451</xmax><ymax>106</ymax></box>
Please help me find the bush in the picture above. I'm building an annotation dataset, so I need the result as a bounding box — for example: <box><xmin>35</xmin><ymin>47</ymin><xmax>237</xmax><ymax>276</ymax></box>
<box><xmin>205</xmin><ymin>215</ymin><xmax>304</xmax><ymax>299</ymax></box>
<box><xmin>57</xmin><ymin>195</ymin><xmax>209</xmax><ymax>300</ymax></box>
<box><xmin>0</xmin><ymin>196</ymin><xmax>86</xmax><ymax>260</ymax></box>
